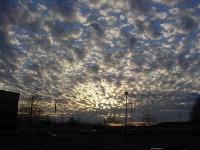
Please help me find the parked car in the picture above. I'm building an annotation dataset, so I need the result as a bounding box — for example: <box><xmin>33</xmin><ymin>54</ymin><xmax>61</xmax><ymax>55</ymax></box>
<box><xmin>127</xmin><ymin>129</ymin><xmax>137</xmax><ymax>136</ymax></box>
<box><xmin>149</xmin><ymin>148</ymin><xmax>164</xmax><ymax>150</ymax></box>
<box><xmin>78</xmin><ymin>129</ymin><xmax>98</xmax><ymax>134</ymax></box>
<box><xmin>40</xmin><ymin>132</ymin><xmax>58</xmax><ymax>137</ymax></box>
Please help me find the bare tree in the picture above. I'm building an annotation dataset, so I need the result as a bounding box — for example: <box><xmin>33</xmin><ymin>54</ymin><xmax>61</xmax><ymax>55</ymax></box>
<box><xmin>18</xmin><ymin>93</ymin><xmax>44</xmax><ymax>128</ymax></box>
<box><xmin>141</xmin><ymin>112</ymin><xmax>156</xmax><ymax>125</ymax></box>
<box><xmin>190</xmin><ymin>96</ymin><xmax>200</xmax><ymax>122</ymax></box>
<box><xmin>106</xmin><ymin>115</ymin><xmax>120</xmax><ymax>124</ymax></box>
<box><xmin>68</xmin><ymin>116</ymin><xmax>83</xmax><ymax>126</ymax></box>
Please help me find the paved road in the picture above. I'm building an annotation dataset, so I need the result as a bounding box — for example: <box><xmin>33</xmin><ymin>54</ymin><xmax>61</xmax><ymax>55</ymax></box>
<box><xmin>1</xmin><ymin>134</ymin><xmax>200</xmax><ymax>150</ymax></box>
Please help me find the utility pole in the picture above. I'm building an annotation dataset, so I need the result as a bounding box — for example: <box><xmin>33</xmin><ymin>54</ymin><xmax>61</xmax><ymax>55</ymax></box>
<box><xmin>130</xmin><ymin>103</ymin><xmax>133</xmax><ymax>126</ymax></box>
<box><xmin>124</xmin><ymin>91</ymin><xmax>128</xmax><ymax>145</ymax></box>
<box><xmin>54</xmin><ymin>101</ymin><xmax>57</xmax><ymax>134</ymax></box>
<box><xmin>29</xmin><ymin>102</ymin><xmax>33</xmax><ymax>133</ymax></box>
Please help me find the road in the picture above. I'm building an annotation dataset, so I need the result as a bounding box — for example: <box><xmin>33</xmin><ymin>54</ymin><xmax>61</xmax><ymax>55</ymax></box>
<box><xmin>1</xmin><ymin>133</ymin><xmax>200</xmax><ymax>150</ymax></box>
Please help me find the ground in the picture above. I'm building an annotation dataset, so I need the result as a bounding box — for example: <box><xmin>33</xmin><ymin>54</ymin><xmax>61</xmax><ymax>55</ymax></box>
<box><xmin>1</xmin><ymin>130</ymin><xmax>200</xmax><ymax>150</ymax></box>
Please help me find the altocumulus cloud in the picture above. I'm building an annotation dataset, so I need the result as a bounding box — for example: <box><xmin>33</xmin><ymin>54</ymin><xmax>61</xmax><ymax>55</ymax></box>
<box><xmin>0</xmin><ymin>0</ymin><xmax>200</xmax><ymax>122</ymax></box>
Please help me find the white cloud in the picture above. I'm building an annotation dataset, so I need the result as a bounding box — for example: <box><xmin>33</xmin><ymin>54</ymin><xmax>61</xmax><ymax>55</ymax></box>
<box><xmin>107</xmin><ymin>0</ymin><xmax>128</xmax><ymax>10</ymax></box>
<box><xmin>81</xmin><ymin>0</ymin><xmax>107</xmax><ymax>9</ymax></box>
<box><xmin>105</xmin><ymin>15</ymin><xmax>117</xmax><ymax>25</ymax></box>
<box><xmin>37</xmin><ymin>3</ymin><xmax>47</xmax><ymax>10</ymax></box>
<box><xmin>152</xmin><ymin>0</ymin><xmax>181</xmax><ymax>6</ymax></box>
<box><xmin>161</xmin><ymin>23</ymin><xmax>174</xmax><ymax>30</ymax></box>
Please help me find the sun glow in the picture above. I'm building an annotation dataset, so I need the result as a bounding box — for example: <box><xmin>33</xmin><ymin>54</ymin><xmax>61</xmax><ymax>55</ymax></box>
<box><xmin>74</xmin><ymin>82</ymin><xmax>122</xmax><ymax>111</ymax></box>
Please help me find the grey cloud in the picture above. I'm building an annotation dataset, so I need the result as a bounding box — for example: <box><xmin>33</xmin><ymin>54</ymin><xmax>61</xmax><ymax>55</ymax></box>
<box><xmin>10</xmin><ymin>6</ymin><xmax>41</xmax><ymax>33</ymax></box>
<box><xmin>74</xmin><ymin>74</ymin><xmax>87</xmax><ymax>84</ymax></box>
<box><xmin>127</xmin><ymin>37</ymin><xmax>137</xmax><ymax>49</ymax></box>
<box><xmin>50</xmin><ymin>4</ymin><xmax>77</xmax><ymax>22</ymax></box>
<box><xmin>0</xmin><ymin>63</ymin><xmax>18</xmax><ymax>83</ymax></box>
<box><xmin>102</xmin><ymin>73</ymin><xmax>116</xmax><ymax>84</ymax></box>
<box><xmin>180</xmin><ymin>16</ymin><xmax>197</xmax><ymax>33</ymax></box>
<box><xmin>21</xmin><ymin>74</ymin><xmax>38</xmax><ymax>87</ymax></box>
<box><xmin>26</xmin><ymin>63</ymin><xmax>43</xmax><ymax>78</ymax></box>
<box><xmin>120</xmin><ymin>25</ymin><xmax>135</xmax><ymax>37</ymax></box>
<box><xmin>0</xmin><ymin>30</ymin><xmax>20</xmax><ymax>74</ymax></box>
<box><xmin>129</xmin><ymin>0</ymin><xmax>149</xmax><ymax>15</ymax></box>
<box><xmin>26</xmin><ymin>20</ymin><xmax>41</xmax><ymax>34</ymax></box>
<box><xmin>103</xmin><ymin>51</ymin><xmax>126</xmax><ymax>68</ymax></box>
<box><xmin>171</xmin><ymin>7</ymin><xmax>198</xmax><ymax>34</ymax></box>
<box><xmin>141</xmin><ymin>22</ymin><xmax>162</xmax><ymax>39</ymax></box>
<box><xmin>73</xmin><ymin>47</ymin><xmax>86</xmax><ymax>60</ymax></box>
<box><xmin>135</xmin><ymin>20</ymin><xmax>162</xmax><ymax>39</ymax></box>
<box><xmin>87</xmin><ymin>64</ymin><xmax>100</xmax><ymax>74</ymax></box>
<box><xmin>51</xmin><ymin>23</ymin><xmax>82</xmax><ymax>41</ymax></box>
<box><xmin>51</xmin><ymin>23</ymin><xmax>67</xmax><ymax>37</ymax></box>
<box><xmin>161</xmin><ymin>60</ymin><xmax>174</xmax><ymax>72</ymax></box>
<box><xmin>90</xmin><ymin>22</ymin><xmax>104</xmax><ymax>37</ymax></box>
<box><xmin>100</xmin><ymin>86</ymin><xmax>106</xmax><ymax>96</ymax></box>
<box><xmin>0</xmin><ymin>13</ymin><xmax>11</xmax><ymax>29</ymax></box>
<box><xmin>146</xmin><ymin>22</ymin><xmax>162</xmax><ymax>39</ymax></box>
<box><xmin>92</xmin><ymin>76</ymin><xmax>101</xmax><ymax>82</ymax></box>
<box><xmin>132</xmin><ymin>58</ymin><xmax>146</xmax><ymax>67</ymax></box>
<box><xmin>176</xmin><ymin>53</ymin><xmax>189</xmax><ymax>70</ymax></box>
<box><xmin>63</xmin><ymin>53</ymin><xmax>75</xmax><ymax>63</ymax></box>
<box><xmin>114</xmin><ymin>50</ymin><xmax>126</xmax><ymax>59</ymax></box>
<box><xmin>44</xmin><ymin>61</ymin><xmax>63</xmax><ymax>74</ymax></box>
<box><xmin>35</xmin><ymin>36</ymin><xmax>52</xmax><ymax>50</ymax></box>
<box><xmin>115</xmin><ymin>80</ymin><xmax>121</xmax><ymax>87</ymax></box>
<box><xmin>0</xmin><ymin>30</ymin><xmax>10</xmax><ymax>51</ymax></box>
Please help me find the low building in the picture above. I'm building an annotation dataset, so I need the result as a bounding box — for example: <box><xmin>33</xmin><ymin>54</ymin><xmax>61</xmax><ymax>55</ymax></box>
<box><xmin>0</xmin><ymin>90</ymin><xmax>20</xmax><ymax>131</ymax></box>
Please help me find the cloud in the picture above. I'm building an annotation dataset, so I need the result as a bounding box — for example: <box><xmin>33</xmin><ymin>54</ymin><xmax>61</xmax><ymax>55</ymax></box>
<box><xmin>0</xmin><ymin>0</ymin><xmax>200</xmax><ymax>123</ymax></box>
<box><xmin>129</xmin><ymin>0</ymin><xmax>150</xmax><ymax>15</ymax></box>
<box><xmin>86</xmin><ymin>64</ymin><xmax>100</xmax><ymax>74</ymax></box>
<box><xmin>152</xmin><ymin>0</ymin><xmax>181</xmax><ymax>6</ymax></box>
<box><xmin>90</xmin><ymin>21</ymin><xmax>105</xmax><ymax>37</ymax></box>
<box><xmin>179</xmin><ymin>16</ymin><xmax>197</xmax><ymax>33</ymax></box>
<box><xmin>49</xmin><ymin>4</ymin><xmax>78</xmax><ymax>22</ymax></box>
<box><xmin>105</xmin><ymin>15</ymin><xmax>117</xmax><ymax>26</ymax></box>
<box><xmin>81</xmin><ymin>0</ymin><xmax>107</xmax><ymax>9</ymax></box>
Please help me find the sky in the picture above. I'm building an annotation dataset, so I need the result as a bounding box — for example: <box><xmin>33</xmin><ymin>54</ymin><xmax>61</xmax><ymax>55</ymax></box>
<box><xmin>1</xmin><ymin>0</ymin><xmax>200</xmax><ymax>123</ymax></box>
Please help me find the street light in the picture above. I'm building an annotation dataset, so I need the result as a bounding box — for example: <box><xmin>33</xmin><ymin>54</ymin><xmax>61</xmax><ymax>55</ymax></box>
<box><xmin>29</xmin><ymin>101</ymin><xmax>34</xmax><ymax>133</ymax></box>
<box><xmin>54</xmin><ymin>101</ymin><xmax>57</xmax><ymax>134</ymax></box>
<box><xmin>61</xmin><ymin>114</ymin><xmax>64</xmax><ymax>123</ymax></box>
<box><xmin>124</xmin><ymin>91</ymin><xmax>128</xmax><ymax>145</ymax></box>
<box><xmin>130</xmin><ymin>103</ymin><xmax>133</xmax><ymax>126</ymax></box>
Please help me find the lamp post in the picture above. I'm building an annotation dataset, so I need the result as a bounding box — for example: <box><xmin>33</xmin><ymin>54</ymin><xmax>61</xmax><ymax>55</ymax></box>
<box><xmin>130</xmin><ymin>103</ymin><xmax>133</xmax><ymax>126</ymax></box>
<box><xmin>29</xmin><ymin>102</ymin><xmax>33</xmax><ymax>133</ymax></box>
<box><xmin>38</xmin><ymin>108</ymin><xmax>41</xmax><ymax>131</ymax></box>
<box><xmin>54</xmin><ymin>101</ymin><xmax>57</xmax><ymax>134</ymax></box>
<box><xmin>61</xmin><ymin>114</ymin><xmax>64</xmax><ymax>123</ymax></box>
<box><xmin>124</xmin><ymin>91</ymin><xmax>128</xmax><ymax>145</ymax></box>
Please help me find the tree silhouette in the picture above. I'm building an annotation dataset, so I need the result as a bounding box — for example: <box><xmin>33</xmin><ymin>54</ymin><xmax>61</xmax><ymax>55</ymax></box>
<box><xmin>68</xmin><ymin>116</ymin><xmax>83</xmax><ymax>126</ymax></box>
<box><xmin>18</xmin><ymin>93</ymin><xmax>44</xmax><ymax>128</ymax></box>
<box><xmin>189</xmin><ymin>96</ymin><xmax>200</xmax><ymax>122</ymax></box>
<box><xmin>141</xmin><ymin>112</ymin><xmax>156</xmax><ymax>125</ymax></box>
<box><xmin>105</xmin><ymin>115</ymin><xmax>120</xmax><ymax>124</ymax></box>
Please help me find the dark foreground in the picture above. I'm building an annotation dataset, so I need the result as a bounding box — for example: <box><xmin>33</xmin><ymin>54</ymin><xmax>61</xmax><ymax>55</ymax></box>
<box><xmin>1</xmin><ymin>132</ymin><xmax>200</xmax><ymax>150</ymax></box>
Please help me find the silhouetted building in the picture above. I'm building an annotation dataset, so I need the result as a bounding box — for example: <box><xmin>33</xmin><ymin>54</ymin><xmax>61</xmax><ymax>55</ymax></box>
<box><xmin>0</xmin><ymin>90</ymin><xmax>20</xmax><ymax>130</ymax></box>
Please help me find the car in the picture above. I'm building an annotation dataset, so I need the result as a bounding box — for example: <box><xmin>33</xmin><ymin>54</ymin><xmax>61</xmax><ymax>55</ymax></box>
<box><xmin>78</xmin><ymin>129</ymin><xmax>98</xmax><ymax>134</ymax></box>
<box><xmin>40</xmin><ymin>132</ymin><xmax>58</xmax><ymax>137</ymax></box>
<box><xmin>127</xmin><ymin>129</ymin><xmax>137</xmax><ymax>136</ymax></box>
<box><xmin>149</xmin><ymin>148</ymin><xmax>164</xmax><ymax>150</ymax></box>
